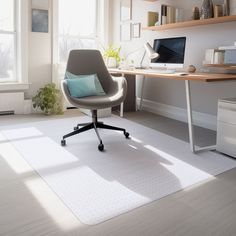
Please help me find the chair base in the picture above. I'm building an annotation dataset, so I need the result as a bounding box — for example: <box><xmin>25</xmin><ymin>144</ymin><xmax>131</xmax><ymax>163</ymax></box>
<box><xmin>61</xmin><ymin>110</ymin><xmax>129</xmax><ymax>151</ymax></box>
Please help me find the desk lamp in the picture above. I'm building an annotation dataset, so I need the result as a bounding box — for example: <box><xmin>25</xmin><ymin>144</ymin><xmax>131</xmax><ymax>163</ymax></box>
<box><xmin>138</xmin><ymin>42</ymin><xmax>159</xmax><ymax>69</ymax></box>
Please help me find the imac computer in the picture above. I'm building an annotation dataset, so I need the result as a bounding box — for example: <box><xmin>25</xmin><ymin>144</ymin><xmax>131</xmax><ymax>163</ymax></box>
<box><xmin>150</xmin><ymin>37</ymin><xmax>186</xmax><ymax>72</ymax></box>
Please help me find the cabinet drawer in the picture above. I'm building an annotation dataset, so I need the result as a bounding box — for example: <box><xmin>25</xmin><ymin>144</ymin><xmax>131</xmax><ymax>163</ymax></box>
<box><xmin>218</xmin><ymin>100</ymin><xmax>236</xmax><ymax>124</ymax></box>
<box><xmin>217</xmin><ymin>121</ymin><xmax>236</xmax><ymax>158</ymax></box>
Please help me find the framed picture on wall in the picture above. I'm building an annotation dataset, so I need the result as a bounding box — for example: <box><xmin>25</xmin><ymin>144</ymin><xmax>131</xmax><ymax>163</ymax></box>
<box><xmin>120</xmin><ymin>0</ymin><xmax>132</xmax><ymax>21</ymax></box>
<box><xmin>32</xmin><ymin>9</ymin><xmax>49</xmax><ymax>33</ymax></box>
<box><xmin>120</xmin><ymin>23</ymin><xmax>131</xmax><ymax>41</ymax></box>
<box><xmin>132</xmin><ymin>23</ymin><xmax>141</xmax><ymax>38</ymax></box>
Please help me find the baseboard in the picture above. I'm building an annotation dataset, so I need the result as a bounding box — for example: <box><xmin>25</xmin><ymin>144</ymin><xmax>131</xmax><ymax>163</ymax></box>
<box><xmin>137</xmin><ymin>98</ymin><xmax>217</xmax><ymax>131</ymax></box>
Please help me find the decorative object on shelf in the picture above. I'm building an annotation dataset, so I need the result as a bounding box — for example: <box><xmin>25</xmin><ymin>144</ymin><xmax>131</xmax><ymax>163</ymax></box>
<box><xmin>214</xmin><ymin>4</ymin><xmax>223</xmax><ymax>17</ymax></box>
<box><xmin>120</xmin><ymin>23</ymin><xmax>131</xmax><ymax>41</ymax></box>
<box><xmin>224</xmin><ymin>0</ymin><xmax>230</xmax><ymax>16</ymax></box>
<box><xmin>175</xmin><ymin>8</ymin><xmax>184</xmax><ymax>22</ymax></box>
<box><xmin>120</xmin><ymin>0</ymin><xmax>132</xmax><ymax>21</ymax></box>
<box><xmin>201</xmin><ymin>0</ymin><xmax>213</xmax><ymax>19</ymax></box>
<box><xmin>192</xmin><ymin>6</ymin><xmax>200</xmax><ymax>20</ymax></box>
<box><xmin>102</xmin><ymin>45</ymin><xmax>121</xmax><ymax>68</ymax></box>
<box><xmin>187</xmin><ymin>65</ymin><xmax>196</xmax><ymax>73</ymax></box>
<box><xmin>32</xmin><ymin>83</ymin><xmax>63</xmax><ymax>115</ymax></box>
<box><xmin>132</xmin><ymin>23</ymin><xmax>141</xmax><ymax>38</ymax></box>
<box><xmin>148</xmin><ymin>11</ymin><xmax>159</xmax><ymax>26</ymax></box>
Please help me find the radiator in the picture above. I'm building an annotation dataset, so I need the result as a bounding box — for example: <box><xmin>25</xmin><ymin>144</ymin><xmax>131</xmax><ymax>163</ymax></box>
<box><xmin>0</xmin><ymin>92</ymin><xmax>24</xmax><ymax>115</ymax></box>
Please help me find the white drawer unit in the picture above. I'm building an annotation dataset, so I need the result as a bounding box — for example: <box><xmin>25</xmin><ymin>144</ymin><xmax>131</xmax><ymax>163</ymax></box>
<box><xmin>216</xmin><ymin>97</ymin><xmax>236</xmax><ymax>158</ymax></box>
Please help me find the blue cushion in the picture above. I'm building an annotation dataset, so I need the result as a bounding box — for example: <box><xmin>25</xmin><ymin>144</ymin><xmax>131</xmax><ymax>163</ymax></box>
<box><xmin>65</xmin><ymin>72</ymin><xmax>105</xmax><ymax>98</ymax></box>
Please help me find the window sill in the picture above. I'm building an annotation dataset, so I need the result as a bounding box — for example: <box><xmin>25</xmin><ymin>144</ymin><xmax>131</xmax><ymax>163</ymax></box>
<box><xmin>0</xmin><ymin>83</ymin><xmax>30</xmax><ymax>92</ymax></box>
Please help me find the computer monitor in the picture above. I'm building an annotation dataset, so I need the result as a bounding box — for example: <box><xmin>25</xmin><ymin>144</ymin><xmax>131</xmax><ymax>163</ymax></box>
<box><xmin>150</xmin><ymin>37</ymin><xmax>186</xmax><ymax>69</ymax></box>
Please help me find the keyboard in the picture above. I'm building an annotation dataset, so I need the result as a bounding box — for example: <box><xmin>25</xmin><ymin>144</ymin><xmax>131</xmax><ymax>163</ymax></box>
<box><xmin>144</xmin><ymin>69</ymin><xmax>176</xmax><ymax>74</ymax></box>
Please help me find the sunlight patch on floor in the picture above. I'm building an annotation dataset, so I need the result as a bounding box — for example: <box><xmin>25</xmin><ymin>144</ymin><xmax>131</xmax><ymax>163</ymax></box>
<box><xmin>130</xmin><ymin>136</ymin><xmax>142</xmax><ymax>143</ymax></box>
<box><xmin>26</xmin><ymin>178</ymin><xmax>82</xmax><ymax>231</ymax></box>
<box><xmin>128</xmin><ymin>144</ymin><xmax>138</xmax><ymax>150</ymax></box>
<box><xmin>2</xmin><ymin>127</ymin><xmax>43</xmax><ymax>140</ymax></box>
<box><xmin>144</xmin><ymin>145</ymin><xmax>216</xmax><ymax>187</ymax></box>
<box><xmin>0</xmin><ymin>142</ymin><xmax>32</xmax><ymax>174</ymax></box>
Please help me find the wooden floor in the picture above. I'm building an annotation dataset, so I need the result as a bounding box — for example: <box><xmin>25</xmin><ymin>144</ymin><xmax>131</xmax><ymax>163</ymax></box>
<box><xmin>1</xmin><ymin>110</ymin><xmax>236</xmax><ymax>236</ymax></box>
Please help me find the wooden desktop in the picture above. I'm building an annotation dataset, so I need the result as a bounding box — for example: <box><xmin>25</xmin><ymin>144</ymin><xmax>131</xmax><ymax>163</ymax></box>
<box><xmin>109</xmin><ymin>68</ymin><xmax>236</xmax><ymax>82</ymax></box>
<box><xmin>109</xmin><ymin>68</ymin><xmax>236</xmax><ymax>154</ymax></box>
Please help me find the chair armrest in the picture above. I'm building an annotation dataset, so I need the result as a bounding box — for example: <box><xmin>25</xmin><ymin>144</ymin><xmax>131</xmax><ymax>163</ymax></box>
<box><xmin>111</xmin><ymin>76</ymin><xmax>127</xmax><ymax>94</ymax></box>
<box><xmin>61</xmin><ymin>80</ymin><xmax>73</xmax><ymax>104</ymax></box>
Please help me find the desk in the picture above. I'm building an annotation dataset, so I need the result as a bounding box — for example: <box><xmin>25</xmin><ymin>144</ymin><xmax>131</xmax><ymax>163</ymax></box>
<box><xmin>109</xmin><ymin>68</ymin><xmax>236</xmax><ymax>153</ymax></box>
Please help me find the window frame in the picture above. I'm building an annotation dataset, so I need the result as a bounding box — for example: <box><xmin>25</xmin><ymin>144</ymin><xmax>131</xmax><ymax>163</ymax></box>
<box><xmin>0</xmin><ymin>0</ymin><xmax>29</xmax><ymax>91</ymax></box>
<box><xmin>57</xmin><ymin>0</ymin><xmax>99</xmax><ymax>64</ymax></box>
<box><xmin>52</xmin><ymin>0</ymin><xmax>111</xmax><ymax>87</ymax></box>
<box><xmin>0</xmin><ymin>0</ymin><xmax>17</xmax><ymax>82</ymax></box>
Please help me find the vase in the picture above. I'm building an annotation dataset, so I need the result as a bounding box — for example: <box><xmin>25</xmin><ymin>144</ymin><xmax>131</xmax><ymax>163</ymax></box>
<box><xmin>106</xmin><ymin>57</ymin><xmax>117</xmax><ymax>68</ymax></box>
<box><xmin>201</xmin><ymin>0</ymin><xmax>213</xmax><ymax>19</ymax></box>
<box><xmin>224</xmin><ymin>0</ymin><xmax>230</xmax><ymax>16</ymax></box>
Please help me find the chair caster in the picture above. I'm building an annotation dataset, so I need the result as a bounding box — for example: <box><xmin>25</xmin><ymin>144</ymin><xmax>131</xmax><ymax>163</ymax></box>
<box><xmin>61</xmin><ymin>139</ymin><xmax>66</xmax><ymax>146</ymax></box>
<box><xmin>98</xmin><ymin>142</ymin><xmax>104</xmax><ymax>151</ymax></box>
<box><xmin>74</xmin><ymin>126</ymin><xmax>79</xmax><ymax>131</ymax></box>
<box><xmin>124</xmin><ymin>131</ymin><xmax>130</xmax><ymax>139</ymax></box>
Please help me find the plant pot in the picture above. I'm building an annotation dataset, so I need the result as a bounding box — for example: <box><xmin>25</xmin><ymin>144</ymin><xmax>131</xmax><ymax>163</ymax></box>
<box><xmin>106</xmin><ymin>57</ymin><xmax>117</xmax><ymax>68</ymax></box>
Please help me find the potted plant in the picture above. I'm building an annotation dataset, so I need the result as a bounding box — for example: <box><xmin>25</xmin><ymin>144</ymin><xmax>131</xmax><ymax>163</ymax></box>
<box><xmin>32</xmin><ymin>83</ymin><xmax>63</xmax><ymax>115</ymax></box>
<box><xmin>102</xmin><ymin>44</ymin><xmax>121</xmax><ymax>68</ymax></box>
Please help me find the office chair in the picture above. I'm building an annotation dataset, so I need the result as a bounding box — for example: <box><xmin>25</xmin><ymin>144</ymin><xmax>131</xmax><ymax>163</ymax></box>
<box><xmin>60</xmin><ymin>49</ymin><xmax>129</xmax><ymax>151</ymax></box>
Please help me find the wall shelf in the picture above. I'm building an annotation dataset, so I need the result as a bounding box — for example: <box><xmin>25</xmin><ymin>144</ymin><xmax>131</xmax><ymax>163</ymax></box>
<box><xmin>142</xmin><ymin>15</ymin><xmax>236</xmax><ymax>31</ymax></box>
<box><xmin>203</xmin><ymin>64</ymin><xmax>236</xmax><ymax>70</ymax></box>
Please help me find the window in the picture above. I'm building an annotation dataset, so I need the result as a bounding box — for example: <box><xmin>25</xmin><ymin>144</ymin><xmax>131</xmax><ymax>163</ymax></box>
<box><xmin>58</xmin><ymin>0</ymin><xmax>98</xmax><ymax>63</ymax></box>
<box><xmin>0</xmin><ymin>0</ymin><xmax>16</xmax><ymax>82</ymax></box>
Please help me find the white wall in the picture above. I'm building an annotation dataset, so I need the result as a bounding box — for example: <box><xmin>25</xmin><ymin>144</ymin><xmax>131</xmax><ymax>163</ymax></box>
<box><xmin>26</xmin><ymin>0</ymin><xmax>52</xmax><ymax>98</ymax></box>
<box><xmin>111</xmin><ymin>0</ymin><xmax>236</xmax><ymax>116</ymax></box>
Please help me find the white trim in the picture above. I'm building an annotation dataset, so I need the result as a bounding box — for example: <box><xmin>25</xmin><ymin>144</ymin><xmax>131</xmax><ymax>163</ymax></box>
<box><xmin>18</xmin><ymin>0</ymin><xmax>29</xmax><ymax>85</ymax></box>
<box><xmin>0</xmin><ymin>0</ymin><xmax>28</xmax><ymax>91</ymax></box>
<box><xmin>0</xmin><ymin>83</ymin><xmax>30</xmax><ymax>91</ymax></box>
<box><xmin>137</xmin><ymin>98</ymin><xmax>217</xmax><ymax>131</ymax></box>
<box><xmin>52</xmin><ymin>0</ymin><xmax>59</xmax><ymax>68</ymax></box>
<box><xmin>97</xmin><ymin>0</ymin><xmax>110</xmax><ymax>46</ymax></box>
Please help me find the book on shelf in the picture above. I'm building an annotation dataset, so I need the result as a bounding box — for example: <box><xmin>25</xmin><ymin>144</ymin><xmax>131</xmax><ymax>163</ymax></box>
<box><xmin>161</xmin><ymin>5</ymin><xmax>176</xmax><ymax>25</ymax></box>
<box><xmin>166</xmin><ymin>6</ymin><xmax>175</xmax><ymax>24</ymax></box>
<box><xmin>161</xmin><ymin>4</ymin><xmax>167</xmax><ymax>25</ymax></box>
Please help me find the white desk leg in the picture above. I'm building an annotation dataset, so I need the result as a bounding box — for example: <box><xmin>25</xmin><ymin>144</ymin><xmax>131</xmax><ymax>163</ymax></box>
<box><xmin>185</xmin><ymin>80</ymin><xmax>196</xmax><ymax>153</ymax></box>
<box><xmin>185</xmin><ymin>80</ymin><xmax>216</xmax><ymax>153</ymax></box>
<box><xmin>120</xmin><ymin>102</ymin><xmax>124</xmax><ymax>117</ymax></box>
<box><xmin>140</xmin><ymin>76</ymin><xmax>146</xmax><ymax>110</ymax></box>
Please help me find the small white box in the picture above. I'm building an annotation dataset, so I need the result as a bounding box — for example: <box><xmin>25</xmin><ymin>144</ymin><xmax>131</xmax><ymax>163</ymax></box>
<box><xmin>214</xmin><ymin>51</ymin><xmax>224</xmax><ymax>64</ymax></box>
<box><xmin>224</xmin><ymin>49</ymin><xmax>236</xmax><ymax>64</ymax></box>
<box><xmin>204</xmin><ymin>49</ymin><xmax>215</xmax><ymax>64</ymax></box>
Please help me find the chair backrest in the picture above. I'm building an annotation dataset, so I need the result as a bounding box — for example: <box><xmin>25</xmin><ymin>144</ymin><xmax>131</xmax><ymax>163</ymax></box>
<box><xmin>66</xmin><ymin>50</ymin><xmax>112</xmax><ymax>93</ymax></box>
